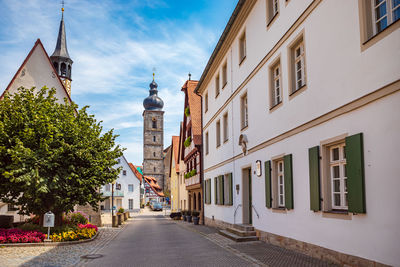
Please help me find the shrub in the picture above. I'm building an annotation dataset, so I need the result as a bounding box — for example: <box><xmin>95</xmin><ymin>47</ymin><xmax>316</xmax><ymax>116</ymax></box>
<box><xmin>65</xmin><ymin>211</ymin><xmax>88</xmax><ymax>225</ymax></box>
<box><xmin>185</xmin><ymin>169</ymin><xmax>197</xmax><ymax>179</ymax></box>
<box><xmin>184</xmin><ymin>136</ymin><xmax>191</xmax><ymax>147</ymax></box>
<box><xmin>47</xmin><ymin>223</ymin><xmax>97</xmax><ymax>242</ymax></box>
<box><xmin>192</xmin><ymin>211</ymin><xmax>200</xmax><ymax>217</ymax></box>
<box><xmin>0</xmin><ymin>228</ymin><xmax>46</xmax><ymax>243</ymax></box>
<box><xmin>118</xmin><ymin>208</ymin><xmax>125</xmax><ymax>214</ymax></box>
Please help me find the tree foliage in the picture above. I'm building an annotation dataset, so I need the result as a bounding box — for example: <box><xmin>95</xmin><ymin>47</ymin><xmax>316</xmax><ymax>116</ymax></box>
<box><xmin>0</xmin><ymin>87</ymin><xmax>124</xmax><ymax>219</ymax></box>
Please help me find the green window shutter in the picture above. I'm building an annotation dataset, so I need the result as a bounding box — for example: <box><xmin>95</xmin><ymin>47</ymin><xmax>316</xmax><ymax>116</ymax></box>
<box><xmin>228</xmin><ymin>173</ymin><xmax>233</xmax><ymax>205</ymax></box>
<box><xmin>265</xmin><ymin>160</ymin><xmax>272</xmax><ymax>208</ymax></box>
<box><xmin>346</xmin><ymin>133</ymin><xmax>366</xmax><ymax>213</ymax></box>
<box><xmin>308</xmin><ymin>146</ymin><xmax>321</xmax><ymax>211</ymax></box>
<box><xmin>214</xmin><ymin>177</ymin><xmax>218</xmax><ymax>205</ymax></box>
<box><xmin>219</xmin><ymin>175</ymin><xmax>224</xmax><ymax>205</ymax></box>
<box><xmin>207</xmin><ymin>179</ymin><xmax>211</xmax><ymax>204</ymax></box>
<box><xmin>284</xmin><ymin>154</ymin><xmax>294</xmax><ymax>209</ymax></box>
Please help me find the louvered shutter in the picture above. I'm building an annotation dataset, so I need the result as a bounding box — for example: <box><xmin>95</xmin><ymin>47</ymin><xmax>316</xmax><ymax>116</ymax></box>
<box><xmin>346</xmin><ymin>133</ymin><xmax>366</xmax><ymax>213</ymax></box>
<box><xmin>284</xmin><ymin>154</ymin><xmax>294</xmax><ymax>209</ymax></box>
<box><xmin>265</xmin><ymin>161</ymin><xmax>272</xmax><ymax>208</ymax></box>
<box><xmin>214</xmin><ymin>177</ymin><xmax>217</xmax><ymax>205</ymax></box>
<box><xmin>228</xmin><ymin>173</ymin><xmax>233</xmax><ymax>205</ymax></box>
<box><xmin>308</xmin><ymin>146</ymin><xmax>321</xmax><ymax>211</ymax></box>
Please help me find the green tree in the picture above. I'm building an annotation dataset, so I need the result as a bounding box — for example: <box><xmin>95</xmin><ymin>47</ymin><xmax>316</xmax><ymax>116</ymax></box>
<box><xmin>0</xmin><ymin>87</ymin><xmax>124</xmax><ymax>225</ymax></box>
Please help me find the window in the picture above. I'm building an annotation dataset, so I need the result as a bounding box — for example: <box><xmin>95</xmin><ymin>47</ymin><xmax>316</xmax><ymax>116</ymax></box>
<box><xmin>275</xmin><ymin>160</ymin><xmax>285</xmax><ymax>208</ymax></box>
<box><xmin>270</xmin><ymin>61</ymin><xmax>282</xmax><ymax>107</ymax></box>
<box><xmin>329</xmin><ymin>144</ymin><xmax>348</xmax><ymax>210</ymax></box>
<box><xmin>241</xmin><ymin>93</ymin><xmax>248</xmax><ymax>129</ymax></box>
<box><xmin>372</xmin><ymin>0</ymin><xmax>399</xmax><ymax>35</ymax></box>
<box><xmin>205</xmin><ymin>179</ymin><xmax>212</xmax><ymax>204</ymax></box>
<box><xmin>152</xmin><ymin>119</ymin><xmax>157</xmax><ymax>129</ymax></box>
<box><xmin>215</xmin><ymin>75</ymin><xmax>220</xmax><ymax>97</ymax></box>
<box><xmin>123</xmin><ymin>170</ymin><xmax>127</xmax><ymax>175</ymax></box>
<box><xmin>223</xmin><ymin>174</ymin><xmax>232</xmax><ymax>205</ymax></box>
<box><xmin>205</xmin><ymin>132</ymin><xmax>209</xmax><ymax>155</ymax></box>
<box><xmin>105</xmin><ymin>184</ymin><xmax>111</xmax><ymax>192</ymax></box>
<box><xmin>205</xmin><ymin>92</ymin><xmax>208</xmax><ymax>112</ymax></box>
<box><xmin>128</xmin><ymin>184</ymin><xmax>134</xmax><ymax>192</ymax></box>
<box><xmin>216</xmin><ymin>120</ymin><xmax>221</xmax><ymax>147</ymax></box>
<box><xmin>222</xmin><ymin>62</ymin><xmax>227</xmax><ymax>87</ymax></box>
<box><xmin>129</xmin><ymin>199</ymin><xmax>133</xmax><ymax>210</ymax></box>
<box><xmin>214</xmin><ymin>174</ymin><xmax>233</xmax><ymax>205</ymax></box>
<box><xmin>153</xmin><ymin>136</ymin><xmax>156</xmax><ymax>142</ymax></box>
<box><xmin>267</xmin><ymin>0</ymin><xmax>279</xmax><ymax>25</ymax></box>
<box><xmin>153</xmin><ymin>152</ymin><xmax>156</xmax><ymax>157</ymax></box>
<box><xmin>239</xmin><ymin>31</ymin><xmax>246</xmax><ymax>63</ymax></box>
<box><xmin>154</xmin><ymin>167</ymin><xmax>156</xmax><ymax>172</ymax></box>
<box><xmin>223</xmin><ymin>113</ymin><xmax>228</xmax><ymax>142</ymax></box>
<box><xmin>7</xmin><ymin>204</ymin><xmax>18</xmax><ymax>211</ymax></box>
<box><xmin>289</xmin><ymin>37</ymin><xmax>306</xmax><ymax>94</ymax></box>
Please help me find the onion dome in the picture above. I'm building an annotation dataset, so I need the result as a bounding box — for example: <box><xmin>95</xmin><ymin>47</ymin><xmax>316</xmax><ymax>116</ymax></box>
<box><xmin>143</xmin><ymin>78</ymin><xmax>164</xmax><ymax>111</ymax></box>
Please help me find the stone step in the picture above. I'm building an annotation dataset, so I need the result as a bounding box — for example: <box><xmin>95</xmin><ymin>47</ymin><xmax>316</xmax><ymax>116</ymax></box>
<box><xmin>219</xmin><ymin>229</ymin><xmax>259</xmax><ymax>242</ymax></box>
<box><xmin>233</xmin><ymin>224</ymin><xmax>254</xmax><ymax>232</ymax></box>
<box><xmin>226</xmin><ymin>227</ymin><xmax>256</xmax><ymax>237</ymax></box>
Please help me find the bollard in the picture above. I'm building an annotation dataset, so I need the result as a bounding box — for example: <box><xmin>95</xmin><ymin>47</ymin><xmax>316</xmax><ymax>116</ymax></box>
<box><xmin>112</xmin><ymin>215</ymin><xmax>118</xmax><ymax>227</ymax></box>
<box><xmin>117</xmin><ymin>214</ymin><xmax>122</xmax><ymax>225</ymax></box>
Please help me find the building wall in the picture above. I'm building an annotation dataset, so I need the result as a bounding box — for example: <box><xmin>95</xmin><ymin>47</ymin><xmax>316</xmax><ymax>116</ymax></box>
<box><xmin>163</xmin><ymin>146</ymin><xmax>172</xmax><ymax>194</ymax></box>
<box><xmin>178</xmin><ymin>161</ymin><xmax>188</xmax><ymax>211</ymax></box>
<box><xmin>201</xmin><ymin>1</ymin><xmax>400</xmax><ymax>266</ymax></box>
<box><xmin>143</xmin><ymin>110</ymin><xmax>165</xmax><ymax>189</ymax></box>
<box><xmin>170</xmin><ymin>148</ymin><xmax>179</xmax><ymax>212</ymax></box>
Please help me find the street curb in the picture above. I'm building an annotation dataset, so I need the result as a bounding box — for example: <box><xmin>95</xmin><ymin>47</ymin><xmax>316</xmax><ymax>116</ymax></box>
<box><xmin>0</xmin><ymin>230</ymin><xmax>99</xmax><ymax>248</ymax></box>
<box><xmin>170</xmin><ymin>219</ymin><xmax>268</xmax><ymax>267</ymax></box>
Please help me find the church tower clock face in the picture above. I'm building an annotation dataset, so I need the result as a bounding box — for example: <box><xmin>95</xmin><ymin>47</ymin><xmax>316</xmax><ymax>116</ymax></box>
<box><xmin>142</xmin><ymin>76</ymin><xmax>165</xmax><ymax>190</ymax></box>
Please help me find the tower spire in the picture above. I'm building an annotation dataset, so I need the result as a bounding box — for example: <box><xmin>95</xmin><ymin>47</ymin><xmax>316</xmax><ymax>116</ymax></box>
<box><xmin>50</xmin><ymin>1</ymin><xmax>73</xmax><ymax>96</ymax></box>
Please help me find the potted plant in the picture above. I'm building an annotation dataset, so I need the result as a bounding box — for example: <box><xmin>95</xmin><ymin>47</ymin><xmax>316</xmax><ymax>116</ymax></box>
<box><xmin>182</xmin><ymin>210</ymin><xmax>187</xmax><ymax>221</ymax></box>
<box><xmin>187</xmin><ymin>210</ymin><xmax>192</xmax><ymax>223</ymax></box>
<box><xmin>192</xmin><ymin>211</ymin><xmax>200</xmax><ymax>225</ymax></box>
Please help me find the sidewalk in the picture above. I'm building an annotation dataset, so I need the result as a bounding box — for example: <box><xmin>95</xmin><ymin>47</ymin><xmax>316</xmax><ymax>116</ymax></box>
<box><xmin>173</xmin><ymin>219</ymin><xmax>338</xmax><ymax>267</ymax></box>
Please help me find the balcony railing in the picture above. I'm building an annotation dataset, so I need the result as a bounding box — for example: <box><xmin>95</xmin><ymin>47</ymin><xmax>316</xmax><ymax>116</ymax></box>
<box><xmin>185</xmin><ymin>173</ymin><xmax>200</xmax><ymax>187</ymax></box>
<box><xmin>102</xmin><ymin>191</ymin><xmax>124</xmax><ymax>197</ymax></box>
<box><xmin>184</xmin><ymin>139</ymin><xmax>195</xmax><ymax>157</ymax></box>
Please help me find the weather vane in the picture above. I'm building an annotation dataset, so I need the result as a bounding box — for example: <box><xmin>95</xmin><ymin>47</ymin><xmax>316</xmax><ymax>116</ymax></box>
<box><xmin>152</xmin><ymin>67</ymin><xmax>156</xmax><ymax>81</ymax></box>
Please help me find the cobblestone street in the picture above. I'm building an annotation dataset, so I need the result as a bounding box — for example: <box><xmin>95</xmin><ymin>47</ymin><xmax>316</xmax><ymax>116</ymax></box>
<box><xmin>0</xmin><ymin>211</ymin><xmax>337</xmax><ymax>267</ymax></box>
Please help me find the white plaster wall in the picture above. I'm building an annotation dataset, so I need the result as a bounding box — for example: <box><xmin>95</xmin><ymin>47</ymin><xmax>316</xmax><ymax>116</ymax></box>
<box><xmin>205</xmin><ymin>92</ymin><xmax>400</xmax><ymax>266</ymax></box>
<box><xmin>5</xmin><ymin>44</ymin><xmax>69</xmax><ymax>103</ymax></box>
<box><xmin>202</xmin><ymin>1</ymin><xmax>400</xmax><ymax>266</ymax></box>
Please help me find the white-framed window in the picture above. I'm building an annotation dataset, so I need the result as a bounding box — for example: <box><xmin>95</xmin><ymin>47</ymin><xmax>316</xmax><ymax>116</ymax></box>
<box><xmin>239</xmin><ymin>31</ymin><xmax>246</xmax><ymax>63</ymax></box>
<box><xmin>293</xmin><ymin>41</ymin><xmax>306</xmax><ymax>92</ymax></box>
<box><xmin>241</xmin><ymin>93</ymin><xmax>248</xmax><ymax>129</ymax></box>
<box><xmin>7</xmin><ymin>204</ymin><xmax>18</xmax><ymax>211</ymax></box>
<box><xmin>276</xmin><ymin>160</ymin><xmax>285</xmax><ymax>207</ymax></box>
<box><xmin>329</xmin><ymin>144</ymin><xmax>348</xmax><ymax>210</ymax></box>
<box><xmin>222</xmin><ymin>62</ymin><xmax>228</xmax><ymax>87</ymax></box>
<box><xmin>215</xmin><ymin>74</ymin><xmax>220</xmax><ymax>97</ymax></box>
<box><xmin>205</xmin><ymin>131</ymin><xmax>209</xmax><ymax>155</ymax></box>
<box><xmin>123</xmin><ymin>170</ymin><xmax>127</xmax><ymax>175</ymax></box>
<box><xmin>371</xmin><ymin>0</ymin><xmax>400</xmax><ymax>35</ymax></box>
<box><xmin>205</xmin><ymin>92</ymin><xmax>208</xmax><ymax>112</ymax></box>
<box><xmin>216</xmin><ymin>119</ymin><xmax>221</xmax><ymax>147</ymax></box>
<box><xmin>223</xmin><ymin>174</ymin><xmax>230</xmax><ymax>205</ymax></box>
<box><xmin>129</xmin><ymin>199</ymin><xmax>133</xmax><ymax>210</ymax></box>
<box><xmin>105</xmin><ymin>184</ymin><xmax>111</xmax><ymax>192</ymax></box>
<box><xmin>223</xmin><ymin>112</ymin><xmax>228</xmax><ymax>142</ymax></box>
<box><xmin>128</xmin><ymin>184</ymin><xmax>134</xmax><ymax>192</ymax></box>
<box><xmin>273</xmin><ymin>0</ymin><xmax>279</xmax><ymax>16</ymax></box>
<box><xmin>267</xmin><ymin>0</ymin><xmax>280</xmax><ymax>24</ymax></box>
<box><xmin>270</xmin><ymin>62</ymin><xmax>282</xmax><ymax>107</ymax></box>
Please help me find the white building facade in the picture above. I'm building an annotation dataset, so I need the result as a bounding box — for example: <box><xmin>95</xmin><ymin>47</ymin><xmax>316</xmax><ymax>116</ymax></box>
<box><xmin>100</xmin><ymin>156</ymin><xmax>141</xmax><ymax>213</ymax></box>
<box><xmin>197</xmin><ymin>1</ymin><xmax>400</xmax><ymax>266</ymax></box>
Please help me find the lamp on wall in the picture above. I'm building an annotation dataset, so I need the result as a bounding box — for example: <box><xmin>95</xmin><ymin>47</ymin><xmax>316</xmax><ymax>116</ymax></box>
<box><xmin>255</xmin><ymin>160</ymin><xmax>262</xmax><ymax>177</ymax></box>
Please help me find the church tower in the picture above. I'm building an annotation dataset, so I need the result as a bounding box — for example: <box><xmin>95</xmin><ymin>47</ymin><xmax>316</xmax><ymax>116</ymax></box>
<box><xmin>143</xmin><ymin>75</ymin><xmax>165</xmax><ymax>190</ymax></box>
<box><xmin>50</xmin><ymin>5</ymin><xmax>73</xmax><ymax>96</ymax></box>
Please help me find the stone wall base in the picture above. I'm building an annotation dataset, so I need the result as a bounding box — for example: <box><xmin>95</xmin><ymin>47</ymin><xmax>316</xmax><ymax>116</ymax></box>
<box><xmin>75</xmin><ymin>205</ymin><xmax>102</xmax><ymax>226</ymax></box>
<box><xmin>204</xmin><ymin>216</ymin><xmax>389</xmax><ymax>267</ymax></box>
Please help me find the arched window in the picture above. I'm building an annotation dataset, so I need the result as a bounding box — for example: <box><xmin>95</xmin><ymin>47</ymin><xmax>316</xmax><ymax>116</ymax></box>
<box><xmin>60</xmin><ymin>63</ymin><xmax>67</xmax><ymax>76</ymax></box>
<box><xmin>68</xmin><ymin>65</ymin><xmax>71</xmax><ymax>78</ymax></box>
<box><xmin>153</xmin><ymin>152</ymin><xmax>156</xmax><ymax>157</ymax></box>
<box><xmin>193</xmin><ymin>193</ymin><xmax>197</xmax><ymax>210</ymax></box>
<box><xmin>153</xmin><ymin>136</ymin><xmax>156</xmax><ymax>142</ymax></box>
<box><xmin>198</xmin><ymin>192</ymin><xmax>201</xmax><ymax>211</ymax></box>
<box><xmin>152</xmin><ymin>119</ymin><xmax>157</xmax><ymax>129</ymax></box>
<box><xmin>53</xmin><ymin>62</ymin><xmax>58</xmax><ymax>73</ymax></box>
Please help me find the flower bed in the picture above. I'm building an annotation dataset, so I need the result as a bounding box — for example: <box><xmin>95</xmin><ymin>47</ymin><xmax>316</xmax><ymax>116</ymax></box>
<box><xmin>0</xmin><ymin>228</ymin><xmax>46</xmax><ymax>243</ymax></box>
<box><xmin>47</xmin><ymin>223</ymin><xmax>97</xmax><ymax>242</ymax></box>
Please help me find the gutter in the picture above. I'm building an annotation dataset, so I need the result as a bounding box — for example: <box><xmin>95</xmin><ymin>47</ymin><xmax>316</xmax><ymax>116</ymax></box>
<box><xmin>194</xmin><ymin>0</ymin><xmax>246</xmax><ymax>94</ymax></box>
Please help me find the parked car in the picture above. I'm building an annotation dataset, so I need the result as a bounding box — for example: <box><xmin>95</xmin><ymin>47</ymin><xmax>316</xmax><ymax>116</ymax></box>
<box><xmin>151</xmin><ymin>202</ymin><xmax>163</xmax><ymax>211</ymax></box>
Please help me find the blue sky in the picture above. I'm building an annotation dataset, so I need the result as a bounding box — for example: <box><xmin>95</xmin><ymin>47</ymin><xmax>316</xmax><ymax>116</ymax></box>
<box><xmin>0</xmin><ymin>0</ymin><xmax>237</xmax><ymax>164</ymax></box>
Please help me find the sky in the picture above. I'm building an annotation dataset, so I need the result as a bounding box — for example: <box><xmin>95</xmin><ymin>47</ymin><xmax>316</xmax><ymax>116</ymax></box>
<box><xmin>0</xmin><ymin>0</ymin><xmax>237</xmax><ymax>164</ymax></box>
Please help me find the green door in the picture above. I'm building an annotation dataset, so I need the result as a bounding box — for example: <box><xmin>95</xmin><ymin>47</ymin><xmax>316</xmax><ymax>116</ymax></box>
<box><xmin>248</xmin><ymin>168</ymin><xmax>252</xmax><ymax>225</ymax></box>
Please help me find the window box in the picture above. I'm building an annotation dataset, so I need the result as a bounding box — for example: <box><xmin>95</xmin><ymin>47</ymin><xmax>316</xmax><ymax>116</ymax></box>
<box><xmin>184</xmin><ymin>136</ymin><xmax>191</xmax><ymax>147</ymax></box>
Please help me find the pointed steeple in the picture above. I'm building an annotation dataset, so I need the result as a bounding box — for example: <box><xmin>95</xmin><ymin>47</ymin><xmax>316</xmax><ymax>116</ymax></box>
<box><xmin>50</xmin><ymin>3</ymin><xmax>73</xmax><ymax>96</ymax></box>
